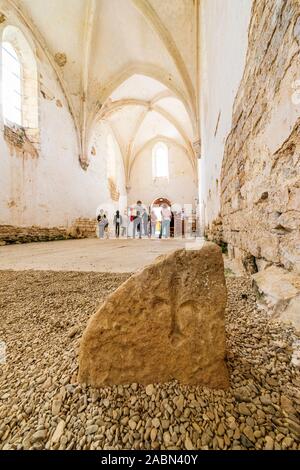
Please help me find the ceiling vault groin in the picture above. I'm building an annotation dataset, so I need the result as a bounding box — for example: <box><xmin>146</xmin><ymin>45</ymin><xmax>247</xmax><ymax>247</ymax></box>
<box><xmin>1</xmin><ymin>0</ymin><xmax>199</xmax><ymax>178</ymax></box>
<box><xmin>87</xmin><ymin>62</ymin><xmax>197</xmax><ymax>135</ymax></box>
<box><xmin>130</xmin><ymin>0</ymin><xmax>196</xmax><ymax>117</ymax></box>
<box><xmin>98</xmin><ymin>98</ymin><xmax>195</xmax><ymax>169</ymax></box>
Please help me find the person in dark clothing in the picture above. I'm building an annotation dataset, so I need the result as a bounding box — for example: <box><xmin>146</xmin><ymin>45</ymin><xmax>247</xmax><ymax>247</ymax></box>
<box><xmin>170</xmin><ymin>211</ymin><xmax>174</xmax><ymax>238</ymax></box>
<box><xmin>113</xmin><ymin>210</ymin><xmax>122</xmax><ymax>238</ymax></box>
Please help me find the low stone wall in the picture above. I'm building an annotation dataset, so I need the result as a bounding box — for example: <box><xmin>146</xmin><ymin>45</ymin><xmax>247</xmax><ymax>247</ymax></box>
<box><xmin>72</xmin><ymin>218</ymin><xmax>97</xmax><ymax>239</ymax></box>
<box><xmin>0</xmin><ymin>225</ymin><xmax>70</xmax><ymax>245</ymax></box>
<box><xmin>0</xmin><ymin>218</ymin><xmax>97</xmax><ymax>245</ymax></box>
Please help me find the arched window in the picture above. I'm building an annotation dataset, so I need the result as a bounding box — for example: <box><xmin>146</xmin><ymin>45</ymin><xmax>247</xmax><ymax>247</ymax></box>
<box><xmin>152</xmin><ymin>142</ymin><xmax>169</xmax><ymax>179</ymax></box>
<box><xmin>2</xmin><ymin>42</ymin><xmax>22</xmax><ymax>126</ymax></box>
<box><xmin>1</xmin><ymin>26</ymin><xmax>38</xmax><ymax>130</ymax></box>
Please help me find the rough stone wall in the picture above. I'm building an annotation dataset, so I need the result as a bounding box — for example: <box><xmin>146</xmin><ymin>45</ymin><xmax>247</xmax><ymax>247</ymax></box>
<box><xmin>72</xmin><ymin>218</ymin><xmax>97</xmax><ymax>239</ymax></box>
<box><xmin>0</xmin><ymin>218</ymin><xmax>97</xmax><ymax>245</ymax></box>
<box><xmin>0</xmin><ymin>225</ymin><xmax>71</xmax><ymax>245</ymax></box>
<box><xmin>220</xmin><ymin>0</ymin><xmax>300</xmax><ymax>273</ymax></box>
<box><xmin>205</xmin><ymin>216</ymin><xmax>223</xmax><ymax>246</ymax></box>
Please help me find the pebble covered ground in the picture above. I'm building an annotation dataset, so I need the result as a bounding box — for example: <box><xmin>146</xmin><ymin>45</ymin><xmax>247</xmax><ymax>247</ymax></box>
<box><xmin>0</xmin><ymin>270</ymin><xmax>300</xmax><ymax>451</ymax></box>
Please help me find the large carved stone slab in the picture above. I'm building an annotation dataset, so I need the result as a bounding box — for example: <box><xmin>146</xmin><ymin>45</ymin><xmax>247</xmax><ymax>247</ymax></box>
<box><xmin>79</xmin><ymin>242</ymin><xmax>229</xmax><ymax>389</ymax></box>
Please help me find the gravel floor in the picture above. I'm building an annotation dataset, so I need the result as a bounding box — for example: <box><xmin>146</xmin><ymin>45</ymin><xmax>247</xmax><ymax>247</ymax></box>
<box><xmin>0</xmin><ymin>270</ymin><xmax>299</xmax><ymax>451</ymax></box>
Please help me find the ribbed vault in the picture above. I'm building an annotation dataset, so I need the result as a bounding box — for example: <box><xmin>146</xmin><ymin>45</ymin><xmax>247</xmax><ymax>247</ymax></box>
<box><xmin>0</xmin><ymin>0</ymin><xmax>199</xmax><ymax>172</ymax></box>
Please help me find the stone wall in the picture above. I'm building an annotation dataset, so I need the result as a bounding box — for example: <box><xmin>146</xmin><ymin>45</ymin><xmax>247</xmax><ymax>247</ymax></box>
<box><xmin>0</xmin><ymin>218</ymin><xmax>97</xmax><ymax>245</ymax></box>
<box><xmin>220</xmin><ymin>0</ymin><xmax>300</xmax><ymax>273</ymax></box>
<box><xmin>205</xmin><ymin>216</ymin><xmax>223</xmax><ymax>246</ymax></box>
<box><xmin>72</xmin><ymin>218</ymin><xmax>97</xmax><ymax>239</ymax></box>
<box><xmin>0</xmin><ymin>225</ymin><xmax>71</xmax><ymax>245</ymax></box>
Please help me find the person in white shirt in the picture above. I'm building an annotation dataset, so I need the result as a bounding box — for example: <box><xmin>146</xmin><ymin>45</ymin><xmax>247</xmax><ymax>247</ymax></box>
<box><xmin>121</xmin><ymin>210</ymin><xmax>128</xmax><ymax>237</ymax></box>
<box><xmin>133</xmin><ymin>200</ymin><xmax>143</xmax><ymax>239</ymax></box>
<box><xmin>161</xmin><ymin>204</ymin><xmax>172</xmax><ymax>238</ymax></box>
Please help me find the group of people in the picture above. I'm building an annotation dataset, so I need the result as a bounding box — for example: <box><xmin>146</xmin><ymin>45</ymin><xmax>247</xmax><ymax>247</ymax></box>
<box><xmin>130</xmin><ymin>200</ymin><xmax>172</xmax><ymax>239</ymax></box>
<box><xmin>97</xmin><ymin>200</ymin><xmax>173</xmax><ymax>239</ymax></box>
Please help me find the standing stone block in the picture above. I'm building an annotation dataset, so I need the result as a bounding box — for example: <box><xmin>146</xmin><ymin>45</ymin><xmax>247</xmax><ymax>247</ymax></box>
<box><xmin>79</xmin><ymin>242</ymin><xmax>229</xmax><ymax>388</ymax></box>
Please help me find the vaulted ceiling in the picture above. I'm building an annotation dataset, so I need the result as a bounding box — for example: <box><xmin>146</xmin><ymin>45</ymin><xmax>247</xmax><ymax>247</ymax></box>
<box><xmin>0</xmin><ymin>0</ymin><xmax>200</xmax><ymax>173</ymax></box>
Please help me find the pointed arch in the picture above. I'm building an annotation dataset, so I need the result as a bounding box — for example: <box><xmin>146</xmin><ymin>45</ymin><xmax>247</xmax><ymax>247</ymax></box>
<box><xmin>89</xmin><ymin>63</ymin><xmax>196</xmax><ymax>134</ymax></box>
<box><xmin>129</xmin><ymin>135</ymin><xmax>197</xmax><ymax>182</ymax></box>
<box><xmin>98</xmin><ymin>98</ymin><xmax>195</xmax><ymax>167</ymax></box>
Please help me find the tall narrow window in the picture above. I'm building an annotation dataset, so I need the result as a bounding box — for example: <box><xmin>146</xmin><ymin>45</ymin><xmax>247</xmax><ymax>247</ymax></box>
<box><xmin>2</xmin><ymin>42</ymin><xmax>22</xmax><ymax>126</ymax></box>
<box><xmin>2</xmin><ymin>25</ymin><xmax>39</xmax><ymax>131</ymax></box>
<box><xmin>152</xmin><ymin>142</ymin><xmax>169</xmax><ymax>179</ymax></box>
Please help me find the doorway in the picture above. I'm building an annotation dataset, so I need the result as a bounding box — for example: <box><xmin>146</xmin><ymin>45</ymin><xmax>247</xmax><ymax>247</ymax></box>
<box><xmin>151</xmin><ymin>198</ymin><xmax>173</xmax><ymax>238</ymax></box>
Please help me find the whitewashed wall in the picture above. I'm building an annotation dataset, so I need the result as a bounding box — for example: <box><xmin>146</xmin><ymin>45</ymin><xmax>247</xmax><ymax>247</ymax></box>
<box><xmin>89</xmin><ymin>120</ymin><xmax>127</xmax><ymax>222</ymax></box>
<box><xmin>199</xmin><ymin>0</ymin><xmax>253</xmax><ymax>226</ymax></box>
<box><xmin>0</xmin><ymin>25</ymin><xmax>126</xmax><ymax>228</ymax></box>
<box><xmin>129</xmin><ymin>143</ymin><xmax>198</xmax><ymax>208</ymax></box>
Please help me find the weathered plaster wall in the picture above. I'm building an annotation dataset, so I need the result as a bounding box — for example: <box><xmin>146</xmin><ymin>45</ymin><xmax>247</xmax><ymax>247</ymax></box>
<box><xmin>128</xmin><ymin>143</ymin><xmax>197</xmax><ymax>208</ymax></box>
<box><xmin>0</xmin><ymin>21</ymin><xmax>126</xmax><ymax>229</ymax></box>
<box><xmin>199</xmin><ymin>0</ymin><xmax>253</xmax><ymax>225</ymax></box>
<box><xmin>220</xmin><ymin>0</ymin><xmax>300</xmax><ymax>273</ymax></box>
<box><xmin>89</xmin><ymin>120</ymin><xmax>127</xmax><ymax>218</ymax></box>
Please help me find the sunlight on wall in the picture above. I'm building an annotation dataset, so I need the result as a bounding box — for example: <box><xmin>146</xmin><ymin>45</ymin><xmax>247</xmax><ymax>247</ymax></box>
<box><xmin>2</xmin><ymin>42</ymin><xmax>22</xmax><ymax>126</ymax></box>
<box><xmin>152</xmin><ymin>142</ymin><xmax>169</xmax><ymax>179</ymax></box>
